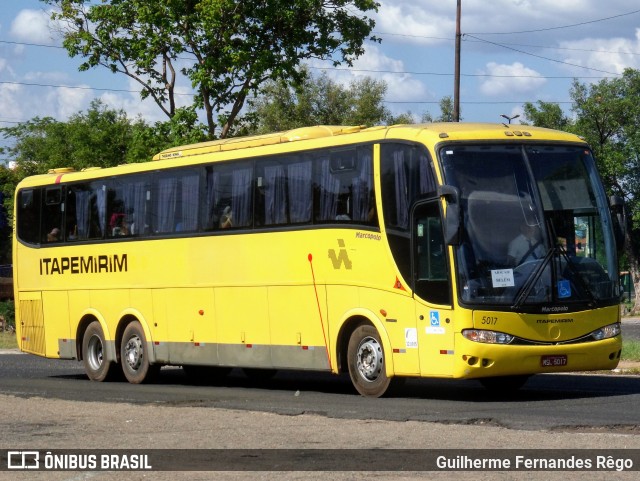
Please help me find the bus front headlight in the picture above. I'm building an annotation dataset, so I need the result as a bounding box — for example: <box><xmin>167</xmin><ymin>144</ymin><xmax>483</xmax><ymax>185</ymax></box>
<box><xmin>462</xmin><ymin>329</ymin><xmax>514</xmax><ymax>345</ymax></box>
<box><xmin>590</xmin><ymin>323</ymin><xmax>621</xmax><ymax>341</ymax></box>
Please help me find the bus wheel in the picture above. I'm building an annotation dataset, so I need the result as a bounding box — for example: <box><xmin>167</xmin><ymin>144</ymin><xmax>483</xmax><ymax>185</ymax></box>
<box><xmin>347</xmin><ymin>324</ymin><xmax>393</xmax><ymax>397</ymax></box>
<box><xmin>82</xmin><ymin>321</ymin><xmax>115</xmax><ymax>382</ymax></box>
<box><xmin>479</xmin><ymin>375</ymin><xmax>530</xmax><ymax>393</ymax></box>
<box><xmin>120</xmin><ymin>321</ymin><xmax>159</xmax><ymax>384</ymax></box>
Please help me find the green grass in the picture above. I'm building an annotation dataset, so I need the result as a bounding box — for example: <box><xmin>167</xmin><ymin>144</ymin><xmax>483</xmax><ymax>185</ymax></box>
<box><xmin>622</xmin><ymin>339</ymin><xmax>640</xmax><ymax>362</ymax></box>
<box><xmin>0</xmin><ymin>330</ymin><xmax>17</xmax><ymax>349</ymax></box>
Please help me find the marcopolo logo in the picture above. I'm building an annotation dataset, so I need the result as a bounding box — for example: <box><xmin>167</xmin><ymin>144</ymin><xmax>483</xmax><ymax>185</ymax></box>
<box><xmin>328</xmin><ymin>239</ymin><xmax>352</xmax><ymax>270</ymax></box>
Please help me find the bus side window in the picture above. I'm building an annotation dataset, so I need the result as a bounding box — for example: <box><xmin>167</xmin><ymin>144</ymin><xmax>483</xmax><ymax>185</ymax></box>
<box><xmin>17</xmin><ymin>189</ymin><xmax>41</xmax><ymax>245</ymax></box>
<box><xmin>66</xmin><ymin>184</ymin><xmax>103</xmax><ymax>241</ymax></box>
<box><xmin>42</xmin><ymin>187</ymin><xmax>63</xmax><ymax>244</ymax></box>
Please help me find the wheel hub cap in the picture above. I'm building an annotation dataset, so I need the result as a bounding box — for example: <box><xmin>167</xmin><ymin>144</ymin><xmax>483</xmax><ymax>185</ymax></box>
<box><xmin>356</xmin><ymin>336</ymin><xmax>383</xmax><ymax>382</ymax></box>
<box><xmin>124</xmin><ymin>336</ymin><xmax>143</xmax><ymax>371</ymax></box>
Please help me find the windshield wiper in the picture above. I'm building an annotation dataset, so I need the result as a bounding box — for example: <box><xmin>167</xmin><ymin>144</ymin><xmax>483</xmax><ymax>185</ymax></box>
<box><xmin>555</xmin><ymin>245</ymin><xmax>598</xmax><ymax>307</ymax></box>
<box><xmin>511</xmin><ymin>245</ymin><xmax>598</xmax><ymax>310</ymax></box>
<box><xmin>512</xmin><ymin>247</ymin><xmax>554</xmax><ymax>310</ymax></box>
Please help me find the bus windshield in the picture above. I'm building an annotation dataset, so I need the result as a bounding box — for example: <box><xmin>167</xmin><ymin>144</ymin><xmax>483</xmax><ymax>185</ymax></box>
<box><xmin>440</xmin><ymin>144</ymin><xmax>619</xmax><ymax>311</ymax></box>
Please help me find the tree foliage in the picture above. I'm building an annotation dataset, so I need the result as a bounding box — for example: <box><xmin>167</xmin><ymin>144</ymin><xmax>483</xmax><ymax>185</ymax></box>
<box><xmin>1</xmin><ymin>100</ymin><xmax>144</xmax><ymax>178</ymax></box>
<box><xmin>246</xmin><ymin>69</ymin><xmax>459</xmax><ymax>132</ymax></box>
<box><xmin>522</xmin><ymin>100</ymin><xmax>570</xmax><ymax>131</ymax></box>
<box><xmin>44</xmin><ymin>0</ymin><xmax>380</xmax><ymax>139</ymax></box>
<box><xmin>246</xmin><ymin>68</ymin><xmax>392</xmax><ymax>132</ymax></box>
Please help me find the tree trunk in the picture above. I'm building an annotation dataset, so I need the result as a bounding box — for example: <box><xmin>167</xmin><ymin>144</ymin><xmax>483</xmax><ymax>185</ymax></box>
<box><xmin>624</xmin><ymin>230</ymin><xmax>640</xmax><ymax>315</ymax></box>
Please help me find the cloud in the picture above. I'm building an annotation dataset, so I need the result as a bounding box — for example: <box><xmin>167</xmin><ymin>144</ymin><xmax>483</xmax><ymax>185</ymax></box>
<box><xmin>312</xmin><ymin>45</ymin><xmax>431</xmax><ymax>108</ymax></box>
<box><xmin>9</xmin><ymin>9</ymin><xmax>56</xmax><ymax>45</ymax></box>
<box><xmin>377</xmin><ymin>0</ymin><xmax>640</xmax><ymax>45</ymax></box>
<box><xmin>375</xmin><ymin>1</ymin><xmax>454</xmax><ymax>45</ymax></box>
<box><xmin>557</xmin><ymin>28</ymin><xmax>640</xmax><ymax>75</ymax></box>
<box><xmin>97</xmin><ymin>77</ymin><xmax>195</xmax><ymax>124</ymax></box>
<box><xmin>0</xmin><ymin>83</ymin><xmax>24</xmax><ymax>120</ymax></box>
<box><xmin>46</xmin><ymin>86</ymin><xmax>93</xmax><ymax>119</ymax></box>
<box><xmin>478</xmin><ymin>62</ymin><xmax>546</xmax><ymax>96</ymax></box>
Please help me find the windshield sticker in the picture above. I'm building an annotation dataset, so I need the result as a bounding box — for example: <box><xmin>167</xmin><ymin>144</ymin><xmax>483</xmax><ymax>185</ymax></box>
<box><xmin>405</xmin><ymin>328</ymin><xmax>418</xmax><ymax>348</ymax></box>
<box><xmin>491</xmin><ymin>269</ymin><xmax>515</xmax><ymax>288</ymax></box>
<box><xmin>557</xmin><ymin>279</ymin><xmax>572</xmax><ymax>299</ymax></box>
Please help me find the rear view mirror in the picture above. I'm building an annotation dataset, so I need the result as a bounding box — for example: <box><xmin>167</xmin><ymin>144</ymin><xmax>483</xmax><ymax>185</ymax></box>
<box><xmin>609</xmin><ymin>195</ymin><xmax>626</xmax><ymax>252</ymax></box>
<box><xmin>438</xmin><ymin>185</ymin><xmax>461</xmax><ymax>246</ymax></box>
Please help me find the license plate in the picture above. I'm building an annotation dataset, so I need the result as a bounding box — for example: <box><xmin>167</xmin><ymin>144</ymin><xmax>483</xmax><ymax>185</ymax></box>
<box><xmin>541</xmin><ymin>354</ymin><xmax>568</xmax><ymax>367</ymax></box>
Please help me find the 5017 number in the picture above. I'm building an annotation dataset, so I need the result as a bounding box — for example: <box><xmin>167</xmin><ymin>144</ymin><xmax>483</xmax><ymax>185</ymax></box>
<box><xmin>481</xmin><ymin>316</ymin><xmax>498</xmax><ymax>325</ymax></box>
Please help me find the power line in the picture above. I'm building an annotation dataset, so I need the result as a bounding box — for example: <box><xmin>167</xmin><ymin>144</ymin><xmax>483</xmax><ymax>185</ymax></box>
<box><xmin>382</xmin><ymin>100</ymin><xmax>573</xmax><ymax>105</ymax></box>
<box><xmin>464</xmin><ymin>38</ymin><xmax>640</xmax><ymax>57</ymax></box>
<box><xmin>466</xmin><ymin>8</ymin><xmax>640</xmax><ymax>35</ymax></box>
<box><xmin>464</xmin><ymin>34</ymin><xmax>622</xmax><ymax>76</ymax></box>
<box><xmin>7</xmin><ymin>34</ymin><xmax>640</xmax><ymax>58</ymax></box>
<box><xmin>310</xmin><ymin>66</ymin><xmax>612</xmax><ymax>80</ymax></box>
<box><xmin>0</xmin><ymin>80</ymin><xmax>195</xmax><ymax>96</ymax></box>
<box><xmin>0</xmin><ymin>70</ymin><xmax>612</xmax><ymax>101</ymax></box>
<box><xmin>0</xmin><ymin>39</ymin><xmax>61</xmax><ymax>49</ymax></box>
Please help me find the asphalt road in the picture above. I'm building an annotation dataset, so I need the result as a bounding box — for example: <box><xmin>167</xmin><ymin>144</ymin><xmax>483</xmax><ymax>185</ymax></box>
<box><xmin>622</xmin><ymin>317</ymin><xmax>640</xmax><ymax>340</ymax></box>
<box><xmin>1</xmin><ymin>351</ymin><xmax>639</xmax><ymax>432</ymax></box>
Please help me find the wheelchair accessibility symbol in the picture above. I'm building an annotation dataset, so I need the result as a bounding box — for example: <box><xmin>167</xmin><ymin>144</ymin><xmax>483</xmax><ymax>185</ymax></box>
<box><xmin>430</xmin><ymin>311</ymin><xmax>440</xmax><ymax>327</ymax></box>
<box><xmin>557</xmin><ymin>280</ymin><xmax>571</xmax><ymax>299</ymax></box>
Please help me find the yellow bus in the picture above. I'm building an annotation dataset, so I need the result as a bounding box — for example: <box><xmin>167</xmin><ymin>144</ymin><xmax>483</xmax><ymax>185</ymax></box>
<box><xmin>12</xmin><ymin>123</ymin><xmax>624</xmax><ymax>396</ymax></box>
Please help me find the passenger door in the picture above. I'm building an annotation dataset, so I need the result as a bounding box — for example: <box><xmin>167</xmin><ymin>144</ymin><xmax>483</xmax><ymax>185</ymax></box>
<box><xmin>412</xmin><ymin>200</ymin><xmax>455</xmax><ymax>376</ymax></box>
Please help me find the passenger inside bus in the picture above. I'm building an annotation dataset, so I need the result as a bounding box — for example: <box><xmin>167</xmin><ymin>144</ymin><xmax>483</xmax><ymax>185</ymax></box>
<box><xmin>47</xmin><ymin>228</ymin><xmax>60</xmax><ymax>242</ymax></box>
<box><xmin>220</xmin><ymin>206</ymin><xmax>233</xmax><ymax>229</ymax></box>
<box><xmin>507</xmin><ymin>223</ymin><xmax>545</xmax><ymax>266</ymax></box>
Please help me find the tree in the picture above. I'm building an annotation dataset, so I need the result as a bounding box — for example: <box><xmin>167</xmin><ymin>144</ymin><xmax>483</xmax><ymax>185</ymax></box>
<box><xmin>45</xmin><ymin>0</ymin><xmax>380</xmax><ymax>139</ymax></box>
<box><xmin>1</xmin><ymin>100</ymin><xmax>142</xmax><ymax>178</ymax></box>
<box><xmin>436</xmin><ymin>96</ymin><xmax>456</xmax><ymax>122</ymax></box>
<box><xmin>246</xmin><ymin>68</ymin><xmax>392</xmax><ymax>132</ymax></box>
<box><xmin>522</xmin><ymin>100</ymin><xmax>571</xmax><ymax>131</ymax></box>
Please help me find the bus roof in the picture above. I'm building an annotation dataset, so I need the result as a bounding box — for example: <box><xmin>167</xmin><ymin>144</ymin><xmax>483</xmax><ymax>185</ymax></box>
<box><xmin>18</xmin><ymin>123</ymin><xmax>587</xmax><ymax>188</ymax></box>
<box><xmin>151</xmin><ymin>123</ymin><xmax>586</xmax><ymax>160</ymax></box>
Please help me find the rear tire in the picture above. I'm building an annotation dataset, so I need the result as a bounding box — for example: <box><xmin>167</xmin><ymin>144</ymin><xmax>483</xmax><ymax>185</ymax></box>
<box><xmin>120</xmin><ymin>321</ymin><xmax>159</xmax><ymax>384</ymax></box>
<box><xmin>82</xmin><ymin>321</ymin><xmax>116</xmax><ymax>382</ymax></box>
<box><xmin>347</xmin><ymin>324</ymin><xmax>397</xmax><ymax>397</ymax></box>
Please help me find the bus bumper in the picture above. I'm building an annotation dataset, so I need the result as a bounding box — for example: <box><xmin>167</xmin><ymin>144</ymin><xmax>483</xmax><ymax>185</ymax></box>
<box><xmin>452</xmin><ymin>333</ymin><xmax>622</xmax><ymax>379</ymax></box>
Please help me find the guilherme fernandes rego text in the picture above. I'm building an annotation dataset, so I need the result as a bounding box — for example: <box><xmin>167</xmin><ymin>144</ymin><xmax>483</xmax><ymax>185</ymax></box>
<box><xmin>436</xmin><ymin>455</ymin><xmax>634</xmax><ymax>471</ymax></box>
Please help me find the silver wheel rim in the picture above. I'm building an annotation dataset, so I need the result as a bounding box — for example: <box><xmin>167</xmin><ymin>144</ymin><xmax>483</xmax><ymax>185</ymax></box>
<box><xmin>87</xmin><ymin>334</ymin><xmax>104</xmax><ymax>372</ymax></box>
<box><xmin>124</xmin><ymin>335</ymin><xmax>144</xmax><ymax>372</ymax></box>
<box><xmin>356</xmin><ymin>336</ymin><xmax>383</xmax><ymax>382</ymax></box>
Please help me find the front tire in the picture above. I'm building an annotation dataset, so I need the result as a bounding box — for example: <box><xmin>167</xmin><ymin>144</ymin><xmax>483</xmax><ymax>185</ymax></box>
<box><xmin>347</xmin><ymin>324</ymin><xmax>395</xmax><ymax>397</ymax></box>
<box><xmin>82</xmin><ymin>321</ymin><xmax>116</xmax><ymax>382</ymax></box>
<box><xmin>120</xmin><ymin>321</ymin><xmax>159</xmax><ymax>384</ymax></box>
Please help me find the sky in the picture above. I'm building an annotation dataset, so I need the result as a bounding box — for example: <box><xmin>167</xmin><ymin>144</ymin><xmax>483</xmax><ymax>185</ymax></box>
<box><xmin>1</xmin><ymin>0</ymin><xmax>640</xmax><ymax>139</ymax></box>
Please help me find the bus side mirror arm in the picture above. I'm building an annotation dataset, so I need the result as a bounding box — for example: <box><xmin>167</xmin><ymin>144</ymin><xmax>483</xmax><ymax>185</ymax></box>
<box><xmin>609</xmin><ymin>195</ymin><xmax>626</xmax><ymax>252</ymax></box>
<box><xmin>438</xmin><ymin>185</ymin><xmax>461</xmax><ymax>246</ymax></box>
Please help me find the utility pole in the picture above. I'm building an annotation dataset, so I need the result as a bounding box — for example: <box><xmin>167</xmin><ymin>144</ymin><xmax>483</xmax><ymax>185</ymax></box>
<box><xmin>453</xmin><ymin>0</ymin><xmax>461</xmax><ymax>122</ymax></box>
